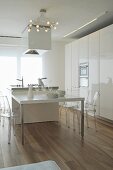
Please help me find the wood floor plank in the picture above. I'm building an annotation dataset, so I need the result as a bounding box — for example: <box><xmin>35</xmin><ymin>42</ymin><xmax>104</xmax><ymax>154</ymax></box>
<box><xmin>0</xmin><ymin>115</ymin><xmax>113</xmax><ymax>170</ymax></box>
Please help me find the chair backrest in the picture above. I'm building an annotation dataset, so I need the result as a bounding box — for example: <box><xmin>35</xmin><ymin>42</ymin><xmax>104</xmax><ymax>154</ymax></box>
<box><xmin>84</xmin><ymin>89</ymin><xmax>90</xmax><ymax>109</ymax></box>
<box><xmin>0</xmin><ymin>95</ymin><xmax>11</xmax><ymax>117</ymax></box>
<box><xmin>85</xmin><ymin>89</ymin><xmax>90</xmax><ymax>102</ymax></box>
<box><xmin>92</xmin><ymin>91</ymin><xmax>100</xmax><ymax>106</ymax></box>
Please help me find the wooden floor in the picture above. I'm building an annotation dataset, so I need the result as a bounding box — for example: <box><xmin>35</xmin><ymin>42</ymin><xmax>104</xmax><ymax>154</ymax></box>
<box><xmin>0</xmin><ymin>112</ymin><xmax>113</xmax><ymax>170</ymax></box>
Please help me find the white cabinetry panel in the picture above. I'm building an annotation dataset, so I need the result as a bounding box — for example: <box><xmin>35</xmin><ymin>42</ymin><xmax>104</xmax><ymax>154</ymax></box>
<box><xmin>71</xmin><ymin>40</ymin><xmax>79</xmax><ymax>89</ymax></box>
<box><xmin>65</xmin><ymin>23</ymin><xmax>113</xmax><ymax>121</ymax></box>
<box><xmin>78</xmin><ymin>36</ymin><xmax>89</xmax><ymax>99</ymax></box>
<box><xmin>65</xmin><ymin>43</ymin><xmax>72</xmax><ymax>94</ymax></box>
<box><xmin>100</xmin><ymin>24</ymin><xmax>113</xmax><ymax>120</ymax></box>
<box><xmin>78</xmin><ymin>36</ymin><xmax>89</xmax><ymax>63</ymax></box>
<box><xmin>65</xmin><ymin>40</ymin><xmax>79</xmax><ymax>95</ymax></box>
<box><xmin>89</xmin><ymin>31</ymin><xmax>100</xmax><ymax>115</ymax></box>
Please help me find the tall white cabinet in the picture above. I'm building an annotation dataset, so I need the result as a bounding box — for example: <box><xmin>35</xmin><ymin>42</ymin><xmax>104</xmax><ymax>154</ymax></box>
<box><xmin>65</xmin><ymin>43</ymin><xmax>72</xmax><ymax>94</ymax></box>
<box><xmin>78</xmin><ymin>36</ymin><xmax>89</xmax><ymax>99</ymax></box>
<box><xmin>100</xmin><ymin>24</ymin><xmax>113</xmax><ymax>120</ymax></box>
<box><xmin>65</xmin><ymin>40</ymin><xmax>79</xmax><ymax>95</ymax></box>
<box><xmin>65</xmin><ymin>23</ymin><xmax>113</xmax><ymax>121</ymax></box>
<box><xmin>89</xmin><ymin>31</ymin><xmax>100</xmax><ymax>115</ymax></box>
<box><xmin>71</xmin><ymin>40</ymin><xmax>79</xmax><ymax>89</ymax></box>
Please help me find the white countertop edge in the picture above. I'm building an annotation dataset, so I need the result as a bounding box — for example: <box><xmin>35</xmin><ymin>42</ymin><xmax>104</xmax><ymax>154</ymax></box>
<box><xmin>12</xmin><ymin>94</ymin><xmax>85</xmax><ymax>104</ymax></box>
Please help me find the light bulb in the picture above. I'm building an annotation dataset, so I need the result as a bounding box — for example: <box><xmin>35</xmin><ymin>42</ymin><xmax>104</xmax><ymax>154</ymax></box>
<box><xmin>56</xmin><ymin>22</ymin><xmax>59</xmax><ymax>25</ymax></box>
<box><xmin>36</xmin><ymin>25</ymin><xmax>39</xmax><ymax>28</ymax></box>
<box><xmin>54</xmin><ymin>26</ymin><xmax>56</xmax><ymax>30</ymax></box>
<box><xmin>28</xmin><ymin>28</ymin><xmax>31</xmax><ymax>32</ymax></box>
<box><xmin>37</xmin><ymin>28</ymin><xmax>39</xmax><ymax>32</ymax></box>
<box><xmin>45</xmin><ymin>29</ymin><xmax>48</xmax><ymax>32</ymax></box>
<box><xmin>29</xmin><ymin>24</ymin><xmax>32</xmax><ymax>27</ymax></box>
<box><xmin>47</xmin><ymin>21</ymin><xmax>50</xmax><ymax>25</ymax></box>
<box><xmin>29</xmin><ymin>20</ymin><xmax>32</xmax><ymax>23</ymax></box>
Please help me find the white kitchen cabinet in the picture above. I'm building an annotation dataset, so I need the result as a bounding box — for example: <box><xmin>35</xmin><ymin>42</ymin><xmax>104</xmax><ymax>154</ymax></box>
<box><xmin>65</xmin><ymin>36</ymin><xmax>89</xmax><ymax>98</ymax></box>
<box><xmin>71</xmin><ymin>40</ymin><xmax>79</xmax><ymax>89</ymax></box>
<box><xmin>78</xmin><ymin>35</ymin><xmax>89</xmax><ymax>63</ymax></box>
<box><xmin>65</xmin><ymin>43</ymin><xmax>72</xmax><ymax>94</ymax></box>
<box><xmin>89</xmin><ymin>31</ymin><xmax>100</xmax><ymax>115</ymax></box>
<box><xmin>65</xmin><ymin>23</ymin><xmax>113</xmax><ymax>121</ymax></box>
<box><xmin>100</xmin><ymin>24</ymin><xmax>113</xmax><ymax>120</ymax></box>
<box><xmin>78</xmin><ymin>36</ymin><xmax>89</xmax><ymax>99</ymax></box>
<box><xmin>65</xmin><ymin>40</ymin><xmax>79</xmax><ymax>96</ymax></box>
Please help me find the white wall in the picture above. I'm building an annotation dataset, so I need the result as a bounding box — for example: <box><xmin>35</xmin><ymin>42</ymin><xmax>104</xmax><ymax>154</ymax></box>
<box><xmin>42</xmin><ymin>41</ymin><xmax>65</xmax><ymax>90</ymax></box>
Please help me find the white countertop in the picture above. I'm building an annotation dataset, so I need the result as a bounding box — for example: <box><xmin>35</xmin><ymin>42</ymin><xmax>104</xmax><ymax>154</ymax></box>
<box><xmin>12</xmin><ymin>93</ymin><xmax>85</xmax><ymax>104</ymax></box>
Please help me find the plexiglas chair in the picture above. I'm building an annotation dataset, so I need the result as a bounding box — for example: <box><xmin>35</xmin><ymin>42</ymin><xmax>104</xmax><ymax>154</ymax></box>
<box><xmin>59</xmin><ymin>89</ymin><xmax>71</xmax><ymax>126</ymax></box>
<box><xmin>72</xmin><ymin>90</ymin><xmax>100</xmax><ymax>132</ymax></box>
<box><xmin>59</xmin><ymin>88</ymin><xmax>80</xmax><ymax>129</ymax></box>
<box><xmin>0</xmin><ymin>95</ymin><xmax>12</xmax><ymax>144</ymax></box>
<box><xmin>85</xmin><ymin>91</ymin><xmax>100</xmax><ymax>131</ymax></box>
<box><xmin>70</xmin><ymin>88</ymin><xmax>90</xmax><ymax>133</ymax></box>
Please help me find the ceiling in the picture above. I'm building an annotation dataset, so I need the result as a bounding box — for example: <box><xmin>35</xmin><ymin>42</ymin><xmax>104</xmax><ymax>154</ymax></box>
<box><xmin>0</xmin><ymin>0</ymin><xmax>113</xmax><ymax>42</ymax></box>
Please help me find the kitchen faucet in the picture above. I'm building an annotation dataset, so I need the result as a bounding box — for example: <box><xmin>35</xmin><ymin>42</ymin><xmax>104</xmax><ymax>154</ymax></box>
<box><xmin>16</xmin><ymin>76</ymin><xmax>24</xmax><ymax>87</ymax></box>
<box><xmin>38</xmin><ymin>77</ymin><xmax>47</xmax><ymax>87</ymax></box>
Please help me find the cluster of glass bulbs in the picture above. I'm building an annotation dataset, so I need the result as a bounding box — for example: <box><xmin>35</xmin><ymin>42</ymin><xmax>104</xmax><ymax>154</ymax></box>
<box><xmin>28</xmin><ymin>9</ymin><xmax>59</xmax><ymax>33</ymax></box>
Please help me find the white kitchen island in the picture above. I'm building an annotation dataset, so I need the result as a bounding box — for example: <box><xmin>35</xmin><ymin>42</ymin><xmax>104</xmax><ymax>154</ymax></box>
<box><xmin>11</xmin><ymin>91</ymin><xmax>85</xmax><ymax>145</ymax></box>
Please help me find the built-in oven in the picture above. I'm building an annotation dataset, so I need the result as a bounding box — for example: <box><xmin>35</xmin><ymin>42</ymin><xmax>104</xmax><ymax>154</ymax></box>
<box><xmin>80</xmin><ymin>62</ymin><xmax>88</xmax><ymax>77</ymax></box>
<box><xmin>79</xmin><ymin>62</ymin><xmax>89</xmax><ymax>87</ymax></box>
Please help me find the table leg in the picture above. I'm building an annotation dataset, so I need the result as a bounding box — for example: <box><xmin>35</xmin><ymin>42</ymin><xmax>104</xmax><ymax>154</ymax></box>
<box><xmin>20</xmin><ymin>104</ymin><xmax>24</xmax><ymax>145</ymax></box>
<box><xmin>8</xmin><ymin>112</ymin><xmax>11</xmax><ymax>144</ymax></box>
<box><xmin>81</xmin><ymin>100</ymin><xmax>84</xmax><ymax>140</ymax></box>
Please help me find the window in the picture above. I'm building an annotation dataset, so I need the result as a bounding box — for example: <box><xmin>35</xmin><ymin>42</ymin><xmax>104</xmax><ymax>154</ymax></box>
<box><xmin>21</xmin><ymin>56</ymin><xmax>42</xmax><ymax>86</ymax></box>
<box><xmin>0</xmin><ymin>56</ymin><xmax>42</xmax><ymax>93</ymax></box>
<box><xmin>0</xmin><ymin>57</ymin><xmax>17</xmax><ymax>93</ymax></box>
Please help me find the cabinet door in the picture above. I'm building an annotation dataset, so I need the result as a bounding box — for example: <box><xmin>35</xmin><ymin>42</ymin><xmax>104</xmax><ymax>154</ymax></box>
<box><xmin>78</xmin><ymin>36</ymin><xmax>89</xmax><ymax>63</ymax></box>
<box><xmin>89</xmin><ymin>31</ymin><xmax>100</xmax><ymax>115</ymax></box>
<box><xmin>65</xmin><ymin>43</ymin><xmax>72</xmax><ymax>94</ymax></box>
<box><xmin>71</xmin><ymin>40</ymin><xmax>79</xmax><ymax>89</ymax></box>
<box><xmin>100</xmin><ymin>24</ymin><xmax>113</xmax><ymax>120</ymax></box>
<box><xmin>78</xmin><ymin>36</ymin><xmax>89</xmax><ymax>98</ymax></box>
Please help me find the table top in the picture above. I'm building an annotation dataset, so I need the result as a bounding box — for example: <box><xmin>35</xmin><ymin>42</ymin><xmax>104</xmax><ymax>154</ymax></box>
<box><xmin>12</xmin><ymin>92</ymin><xmax>85</xmax><ymax>104</ymax></box>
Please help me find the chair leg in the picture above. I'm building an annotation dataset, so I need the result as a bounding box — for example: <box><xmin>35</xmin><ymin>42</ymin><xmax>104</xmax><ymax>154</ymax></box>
<box><xmin>2</xmin><ymin>116</ymin><xmax>5</xmax><ymax>127</ymax></box>
<box><xmin>8</xmin><ymin>116</ymin><xmax>11</xmax><ymax>144</ymax></box>
<box><xmin>66</xmin><ymin>108</ymin><xmax>70</xmax><ymax>128</ymax></box>
<box><xmin>59</xmin><ymin>106</ymin><xmax>62</xmax><ymax>126</ymax></box>
<box><xmin>86</xmin><ymin>110</ymin><xmax>89</xmax><ymax>128</ymax></box>
<box><xmin>94</xmin><ymin>111</ymin><xmax>97</xmax><ymax>131</ymax></box>
<box><xmin>76</xmin><ymin>111</ymin><xmax>81</xmax><ymax>134</ymax></box>
<box><xmin>73</xmin><ymin>112</ymin><xmax>76</xmax><ymax>131</ymax></box>
<box><xmin>12</xmin><ymin>114</ymin><xmax>16</xmax><ymax>136</ymax></box>
<box><xmin>65</xmin><ymin>108</ymin><xmax>67</xmax><ymax>126</ymax></box>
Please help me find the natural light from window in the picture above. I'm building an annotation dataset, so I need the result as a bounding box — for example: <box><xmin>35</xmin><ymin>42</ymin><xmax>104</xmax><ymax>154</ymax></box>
<box><xmin>0</xmin><ymin>57</ymin><xmax>17</xmax><ymax>93</ymax></box>
<box><xmin>21</xmin><ymin>56</ymin><xmax>42</xmax><ymax>86</ymax></box>
<box><xmin>0</xmin><ymin>56</ymin><xmax>42</xmax><ymax>94</ymax></box>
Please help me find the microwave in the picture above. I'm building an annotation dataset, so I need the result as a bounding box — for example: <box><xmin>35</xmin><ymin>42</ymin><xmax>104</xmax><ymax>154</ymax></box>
<box><xmin>79</xmin><ymin>62</ymin><xmax>88</xmax><ymax>77</ymax></box>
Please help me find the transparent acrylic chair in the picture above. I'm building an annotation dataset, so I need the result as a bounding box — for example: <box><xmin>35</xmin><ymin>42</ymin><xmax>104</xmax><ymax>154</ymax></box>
<box><xmin>59</xmin><ymin>89</ymin><xmax>73</xmax><ymax>127</ymax></box>
<box><xmin>67</xmin><ymin>88</ymin><xmax>81</xmax><ymax>130</ymax></box>
<box><xmin>69</xmin><ymin>88</ymin><xmax>89</xmax><ymax>133</ymax></box>
<box><xmin>72</xmin><ymin>90</ymin><xmax>100</xmax><ymax>132</ymax></box>
<box><xmin>59</xmin><ymin>88</ymin><xmax>81</xmax><ymax>130</ymax></box>
<box><xmin>0</xmin><ymin>95</ymin><xmax>12</xmax><ymax>144</ymax></box>
<box><xmin>85</xmin><ymin>91</ymin><xmax>100</xmax><ymax>131</ymax></box>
